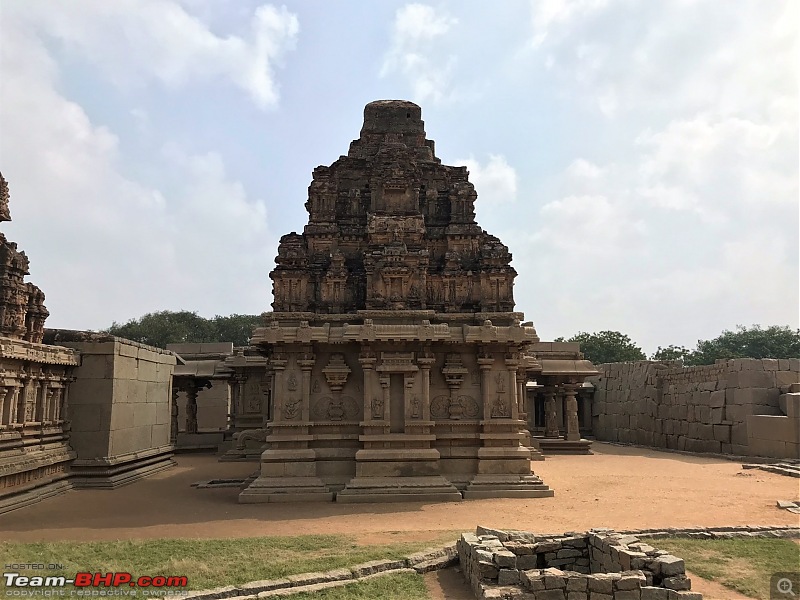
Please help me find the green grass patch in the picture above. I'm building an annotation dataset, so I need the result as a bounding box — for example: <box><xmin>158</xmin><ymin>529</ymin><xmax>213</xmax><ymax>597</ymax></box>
<box><xmin>290</xmin><ymin>571</ymin><xmax>428</xmax><ymax>600</ymax></box>
<box><xmin>0</xmin><ymin>533</ymin><xmax>454</xmax><ymax>592</ymax></box>
<box><xmin>641</xmin><ymin>537</ymin><xmax>800</xmax><ymax>600</ymax></box>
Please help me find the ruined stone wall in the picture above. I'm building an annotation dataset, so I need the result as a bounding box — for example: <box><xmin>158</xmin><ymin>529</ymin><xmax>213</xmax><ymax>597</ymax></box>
<box><xmin>590</xmin><ymin>358</ymin><xmax>800</xmax><ymax>459</ymax></box>
<box><xmin>457</xmin><ymin>526</ymin><xmax>699</xmax><ymax>600</ymax></box>
<box><xmin>54</xmin><ymin>335</ymin><xmax>177</xmax><ymax>487</ymax></box>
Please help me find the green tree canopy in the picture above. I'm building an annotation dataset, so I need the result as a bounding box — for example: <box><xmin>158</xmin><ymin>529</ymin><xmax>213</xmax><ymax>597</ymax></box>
<box><xmin>554</xmin><ymin>330</ymin><xmax>646</xmax><ymax>364</ymax></box>
<box><xmin>650</xmin><ymin>344</ymin><xmax>694</xmax><ymax>362</ymax></box>
<box><xmin>105</xmin><ymin>311</ymin><xmax>261</xmax><ymax>348</ymax></box>
<box><xmin>676</xmin><ymin>324</ymin><xmax>800</xmax><ymax>365</ymax></box>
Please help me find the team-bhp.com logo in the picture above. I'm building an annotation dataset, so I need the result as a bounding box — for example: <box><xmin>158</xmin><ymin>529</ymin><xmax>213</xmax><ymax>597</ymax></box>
<box><xmin>3</xmin><ymin>571</ymin><xmax>188</xmax><ymax>596</ymax></box>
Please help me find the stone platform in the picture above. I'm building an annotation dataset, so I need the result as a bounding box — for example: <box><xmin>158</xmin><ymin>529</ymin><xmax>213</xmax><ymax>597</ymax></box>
<box><xmin>535</xmin><ymin>437</ymin><xmax>594</xmax><ymax>455</ymax></box>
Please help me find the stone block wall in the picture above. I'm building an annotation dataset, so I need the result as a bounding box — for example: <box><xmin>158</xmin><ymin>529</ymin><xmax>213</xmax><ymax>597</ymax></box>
<box><xmin>457</xmin><ymin>526</ymin><xmax>700</xmax><ymax>599</ymax></box>
<box><xmin>590</xmin><ymin>359</ymin><xmax>799</xmax><ymax>459</ymax></box>
<box><xmin>55</xmin><ymin>335</ymin><xmax>177</xmax><ymax>487</ymax></box>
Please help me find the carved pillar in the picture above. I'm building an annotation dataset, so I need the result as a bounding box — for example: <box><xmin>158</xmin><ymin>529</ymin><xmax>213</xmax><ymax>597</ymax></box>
<box><xmin>505</xmin><ymin>356</ymin><xmax>519</xmax><ymax>420</ymax></box>
<box><xmin>260</xmin><ymin>374</ymin><xmax>272</xmax><ymax>424</ymax></box>
<box><xmin>322</xmin><ymin>353</ymin><xmax>350</xmax><ymax>421</ymax></box>
<box><xmin>298</xmin><ymin>351</ymin><xmax>315</xmax><ymax>422</ymax></box>
<box><xmin>477</xmin><ymin>351</ymin><xmax>494</xmax><ymax>419</ymax></box>
<box><xmin>379</xmin><ymin>375</ymin><xmax>390</xmax><ymax>421</ymax></box>
<box><xmin>563</xmin><ymin>383</ymin><xmax>580</xmax><ymax>441</ymax></box>
<box><xmin>417</xmin><ymin>351</ymin><xmax>434</xmax><ymax>421</ymax></box>
<box><xmin>228</xmin><ymin>373</ymin><xmax>244</xmax><ymax>428</ymax></box>
<box><xmin>516</xmin><ymin>371</ymin><xmax>526</xmax><ymax>419</ymax></box>
<box><xmin>359</xmin><ymin>349</ymin><xmax>377</xmax><ymax>421</ymax></box>
<box><xmin>442</xmin><ymin>353</ymin><xmax>466</xmax><ymax>420</ymax></box>
<box><xmin>14</xmin><ymin>378</ymin><xmax>27</xmax><ymax>426</ymax></box>
<box><xmin>170</xmin><ymin>385</ymin><xmax>179</xmax><ymax>444</ymax></box>
<box><xmin>403</xmin><ymin>373</ymin><xmax>416</xmax><ymax>421</ymax></box>
<box><xmin>270</xmin><ymin>353</ymin><xmax>287</xmax><ymax>422</ymax></box>
<box><xmin>0</xmin><ymin>386</ymin><xmax>12</xmax><ymax>426</ymax></box>
<box><xmin>543</xmin><ymin>385</ymin><xmax>559</xmax><ymax>438</ymax></box>
<box><xmin>45</xmin><ymin>388</ymin><xmax>56</xmax><ymax>423</ymax></box>
<box><xmin>60</xmin><ymin>378</ymin><xmax>73</xmax><ymax>423</ymax></box>
<box><xmin>26</xmin><ymin>378</ymin><xmax>40</xmax><ymax>423</ymax></box>
<box><xmin>185</xmin><ymin>383</ymin><xmax>198</xmax><ymax>434</ymax></box>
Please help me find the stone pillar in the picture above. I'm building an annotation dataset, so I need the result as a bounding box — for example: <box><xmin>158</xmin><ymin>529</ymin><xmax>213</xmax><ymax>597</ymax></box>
<box><xmin>477</xmin><ymin>352</ymin><xmax>494</xmax><ymax>419</ymax></box>
<box><xmin>417</xmin><ymin>352</ymin><xmax>434</xmax><ymax>421</ymax></box>
<box><xmin>543</xmin><ymin>385</ymin><xmax>559</xmax><ymax>438</ymax></box>
<box><xmin>270</xmin><ymin>354</ymin><xmax>287</xmax><ymax>422</ymax></box>
<box><xmin>563</xmin><ymin>383</ymin><xmax>580</xmax><ymax>442</ymax></box>
<box><xmin>28</xmin><ymin>379</ymin><xmax>41</xmax><ymax>423</ymax></box>
<box><xmin>60</xmin><ymin>378</ymin><xmax>72</xmax><ymax>424</ymax></box>
<box><xmin>443</xmin><ymin>354</ymin><xmax>467</xmax><ymax>420</ymax></box>
<box><xmin>0</xmin><ymin>386</ymin><xmax>12</xmax><ymax>426</ymax></box>
<box><xmin>185</xmin><ymin>383</ymin><xmax>199</xmax><ymax>434</ymax></box>
<box><xmin>170</xmin><ymin>386</ymin><xmax>179</xmax><ymax>444</ymax></box>
<box><xmin>260</xmin><ymin>374</ymin><xmax>272</xmax><ymax>424</ymax></box>
<box><xmin>14</xmin><ymin>379</ymin><xmax>27</xmax><ymax>426</ymax></box>
<box><xmin>298</xmin><ymin>353</ymin><xmax>315</xmax><ymax>422</ymax></box>
<box><xmin>505</xmin><ymin>356</ymin><xmax>519</xmax><ymax>420</ymax></box>
<box><xmin>403</xmin><ymin>373</ymin><xmax>416</xmax><ymax>422</ymax></box>
<box><xmin>45</xmin><ymin>388</ymin><xmax>56</xmax><ymax>423</ymax></box>
<box><xmin>379</xmin><ymin>375</ymin><xmax>390</xmax><ymax>421</ymax></box>
<box><xmin>359</xmin><ymin>349</ymin><xmax>377</xmax><ymax>421</ymax></box>
<box><xmin>516</xmin><ymin>370</ymin><xmax>526</xmax><ymax>419</ymax></box>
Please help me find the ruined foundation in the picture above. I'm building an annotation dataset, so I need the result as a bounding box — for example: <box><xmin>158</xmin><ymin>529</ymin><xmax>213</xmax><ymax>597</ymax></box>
<box><xmin>458</xmin><ymin>526</ymin><xmax>702</xmax><ymax>599</ymax></box>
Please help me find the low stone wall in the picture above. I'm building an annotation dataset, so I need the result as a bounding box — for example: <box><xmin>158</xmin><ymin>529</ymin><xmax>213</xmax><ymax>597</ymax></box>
<box><xmin>590</xmin><ymin>358</ymin><xmax>799</xmax><ymax>459</ymax></box>
<box><xmin>458</xmin><ymin>527</ymin><xmax>701</xmax><ymax>599</ymax></box>
<box><xmin>49</xmin><ymin>331</ymin><xmax>177</xmax><ymax>488</ymax></box>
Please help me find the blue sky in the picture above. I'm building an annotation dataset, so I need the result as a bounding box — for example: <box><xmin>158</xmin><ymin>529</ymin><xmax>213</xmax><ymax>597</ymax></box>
<box><xmin>0</xmin><ymin>0</ymin><xmax>796</xmax><ymax>354</ymax></box>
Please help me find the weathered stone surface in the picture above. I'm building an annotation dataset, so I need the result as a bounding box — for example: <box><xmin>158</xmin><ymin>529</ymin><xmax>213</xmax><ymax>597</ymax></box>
<box><xmin>494</xmin><ymin>550</ymin><xmax>517</xmax><ymax>568</ymax></box>
<box><xmin>238</xmin><ymin>100</ymin><xmax>582</xmax><ymax>503</ymax></box>
<box><xmin>655</xmin><ymin>555</ymin><xmax>685</xmax><ymax>577</ymax></box>
<box><xmin>498</xmin><ymin>568</ymin><xmax>520</xmax><ymax>585</ymax></box>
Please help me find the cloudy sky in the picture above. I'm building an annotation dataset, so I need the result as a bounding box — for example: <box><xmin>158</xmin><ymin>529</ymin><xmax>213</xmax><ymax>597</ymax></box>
<box><xmin>0</xmin><ymin>0</ymin><xmax>796</xmax><ymax>354</ymax></box>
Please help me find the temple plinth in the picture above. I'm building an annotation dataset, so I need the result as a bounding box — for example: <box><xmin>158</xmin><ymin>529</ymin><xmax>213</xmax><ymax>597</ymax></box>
<box><xmin>239</xmin><ymin>100</ymin><xmax>556</xmax><ymax>503</ymax></box>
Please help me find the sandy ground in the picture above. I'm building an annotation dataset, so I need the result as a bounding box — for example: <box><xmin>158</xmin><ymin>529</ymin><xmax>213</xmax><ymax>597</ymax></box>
<box><xmin>0</xmin><ymin>443</ymin><xmax>796</xmax><ymax>543</ymax></box>
<box><xmin>2</xmin><ymin>443</ymin><xmax>798</xmax><ymax>600</ymax></box>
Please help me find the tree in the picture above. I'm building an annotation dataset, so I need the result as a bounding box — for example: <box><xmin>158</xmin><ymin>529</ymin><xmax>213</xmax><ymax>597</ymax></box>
<box><xmin>554</xmin><ymin>330</ymin><xmax>646</xmax><ymax>364</ymax></box>
<box><xmin>104</xmin><ymin>310</ymin><xmax>261</xmax><ymax>349</ymax></box>
<box><xmin>211</xmin><ymin>314</ymin><xmax>263</xmax><ymax>347</ymax></box>
<box><xmin>689</xmin><ymin>324</ymin><xmax>800</xmax><ymax>365</ymax></box>
<box><xmin>650</xmin><ymin>345</ymin><xmax>694</xmax><ymax>362</ymax></box>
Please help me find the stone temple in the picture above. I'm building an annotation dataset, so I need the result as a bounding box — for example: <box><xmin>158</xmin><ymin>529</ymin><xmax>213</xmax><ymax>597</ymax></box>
<box><xmin>239</xmin><ymin>100</ymin><xmax>595</xmax><ymax>503</ymax></box>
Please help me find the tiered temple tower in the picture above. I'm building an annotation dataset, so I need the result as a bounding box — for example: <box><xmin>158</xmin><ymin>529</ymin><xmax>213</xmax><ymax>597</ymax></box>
<box><xmin>0</xmin><ymin>173</ymin><xmax>79</xmax><ymax>513</ymax></box>
<box><xmin>240</xmin><ymin>101</ymin><xmax>554</xmax><ymax>502</ymax></box>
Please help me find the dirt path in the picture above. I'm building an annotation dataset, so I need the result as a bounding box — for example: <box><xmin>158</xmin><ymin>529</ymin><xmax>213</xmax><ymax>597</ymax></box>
<box><xmin>685</xmin><ymin>570</ymin><xmax>756</xmax><ymax>600</ymax></box>
<box><xmin>424</xmin><ymin>567</ymin><xmax>473</xmax><ymax>600</ymax></box>
<box><xmin>0</xmin><ymin>443</ymin><xmax>797</xmax><ymax>543</ymax></box>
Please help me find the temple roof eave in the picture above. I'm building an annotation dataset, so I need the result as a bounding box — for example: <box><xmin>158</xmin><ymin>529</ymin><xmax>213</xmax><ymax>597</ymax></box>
<box><xmin>250</xmin><ymin>322</ymin><xmax>539</xmax><ymax>346</ymax></box>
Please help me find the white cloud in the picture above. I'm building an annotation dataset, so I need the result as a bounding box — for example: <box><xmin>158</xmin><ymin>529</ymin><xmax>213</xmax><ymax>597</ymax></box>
<box><xmin>530</xmin><ymin>0</ymin><xmax>611</xmax><ymax>47</ymax></box>
<box><xmin>0</xmin><ymin>7</ymin><xmax>275</xmax><ymax>328</ymax></box>
<box><xmin>509</xmin><ymin>1</ymin><xmax>798</xmax><ymax>353</ymax></box>
<box><xmin>456</xmin><ymin>155</ymin><xmax>518</xmax><ymax>206</ymax></box>
<box><xmin>381</xmin><ymin>3</ymin><xmax>458</xmax><ymax>104</ymax></box>
<box><xmin>4</xmin><ymin>1</ymin><xmax>299</xmax><ymax>109</ymax></box>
